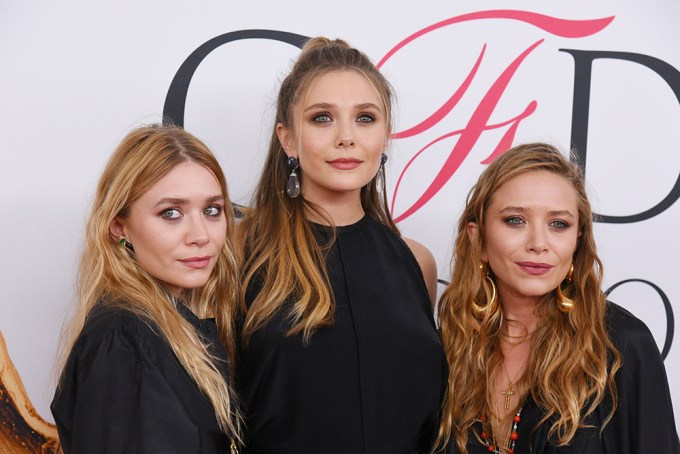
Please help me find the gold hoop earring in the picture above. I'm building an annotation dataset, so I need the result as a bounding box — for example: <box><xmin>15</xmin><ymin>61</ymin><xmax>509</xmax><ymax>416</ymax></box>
<box><xmin>556</xmin><ymin>262</ymin><xmax>575</xmax><ymax>313</ymax></box>
<box><xmin>472</xmin><ymin>261</ymin><xmax>497</xmax><ymax>317</ymax></box>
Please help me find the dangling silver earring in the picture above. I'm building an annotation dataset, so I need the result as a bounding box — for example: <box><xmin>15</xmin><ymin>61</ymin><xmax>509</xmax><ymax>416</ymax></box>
<box><xmin>286</xmin><ymin>156</ymin><xmax>300</xmax><ymax>198</ymax></box>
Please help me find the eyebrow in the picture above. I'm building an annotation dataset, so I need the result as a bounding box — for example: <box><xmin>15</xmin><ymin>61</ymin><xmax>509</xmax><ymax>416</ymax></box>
<box><xmin>154</xmin><ymin>195</ymin><xmax>224</xmax><ymax>207</ymax></box>
<box><xmin>303</xmin><ymin>102</ymin><xmax>382</xmax><ymax>113</ymax></box>
<box><xmin>499</xmin><ymin>206</ymin><xmax>576</xmax><ymax>218</ymax></box>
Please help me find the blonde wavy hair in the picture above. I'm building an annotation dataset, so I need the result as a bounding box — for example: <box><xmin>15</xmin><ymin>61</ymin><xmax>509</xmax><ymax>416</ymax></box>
<box><xmin>436</xmin><ymin>143</ymin><xmax>621</xmax><ymax>452</ymax></box>
<box><xmin>56</xmin><ymin>124</ymin><xmax>241</xmax><ymax>439</ymax></box>
<box><xmin>239</xmin><ymin>37</ymin><xmax>397</xmax><ymax>344</ymax></box>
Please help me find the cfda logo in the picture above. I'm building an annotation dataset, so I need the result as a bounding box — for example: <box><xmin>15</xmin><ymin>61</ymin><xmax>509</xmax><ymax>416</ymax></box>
<box><xmin>162</xmin><ymin>10</ymin><xmax>679</xmax><ymax>359</ymax></box>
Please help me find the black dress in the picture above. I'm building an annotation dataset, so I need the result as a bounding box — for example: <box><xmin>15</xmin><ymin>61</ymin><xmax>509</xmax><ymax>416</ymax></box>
<box><xmin>237</xmin><ymin>216</ymin><xmax>447</xmax><ymax>454</ymax></box>
<box><xmin>450</xmin><ymin>302</ymin><xmax>680</xmax><ymax>453</ymax></box>
<box><xmin>51</xmin><ymin>302</ymin><xmax>232</xmax><ymax>454</ymax></box>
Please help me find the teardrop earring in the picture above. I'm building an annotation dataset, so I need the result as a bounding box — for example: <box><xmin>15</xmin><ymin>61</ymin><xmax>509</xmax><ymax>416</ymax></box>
<box><xmin>286</xmin><ymin>156</ymin><xmax>300</xmax><ymax>198</ymax></box>
<box><xmin>376</xmin><ymin>153</ymin><xmax>388</xmax><ymax>189</ymax></box>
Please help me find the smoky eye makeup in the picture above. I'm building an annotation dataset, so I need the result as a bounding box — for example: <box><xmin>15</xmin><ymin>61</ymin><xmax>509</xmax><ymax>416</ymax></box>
<box><xmin>356</xmin><ymin>112</ymin><xmax>376</xmax><ymax>122</ymax></box>
<box><xmin>160</xmin><ymin>207</ymin><xmax>182</xmax><ymax>220</ymax></box>
<box><xmin>549</xmin><ymin>219</ymin><xmax>571</xmax><ymax>230</ymax></box>
<box><xmin>503</xmin><ymin>216</ymin><xmax>525</xmax><ymax>226</ymax></box>
<box><xmin>311</xmin><ymin>112</ymin><xmax>332</xmax><ymax>123</ymax></box>
<box><xmin>203</xmin><ymin>205</ymin><xmax>223</xmax><ymax>217</ymax></box>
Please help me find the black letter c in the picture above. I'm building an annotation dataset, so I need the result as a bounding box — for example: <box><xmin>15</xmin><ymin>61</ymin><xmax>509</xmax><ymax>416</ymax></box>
<box><xmin>163</xmin><ymin>29</ymin><xmax>309</xmax><ymax>126</ymax></box>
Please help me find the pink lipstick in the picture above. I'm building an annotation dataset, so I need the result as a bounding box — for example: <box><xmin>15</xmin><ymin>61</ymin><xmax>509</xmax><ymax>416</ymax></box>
<box><xmin>517</xmin><ymin>261</ymin><xmax>553</xmax><ymax>275</ymax></box>
<box><xmin>179</xmin><ymin>256</ymin><xmax>212</xmax><ymax>269</ymax></box>
<box><xmin>328</xmin><ymin>158</ymin><xmax>362</xmax><ymax>170</ymax></box>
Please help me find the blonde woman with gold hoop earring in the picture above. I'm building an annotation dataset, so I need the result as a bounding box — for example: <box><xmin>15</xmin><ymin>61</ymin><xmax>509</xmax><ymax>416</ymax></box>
<box><xmin>435</xmin><ymin>143</ymin><xmax>679</xmax><ymax>453</ymax></box>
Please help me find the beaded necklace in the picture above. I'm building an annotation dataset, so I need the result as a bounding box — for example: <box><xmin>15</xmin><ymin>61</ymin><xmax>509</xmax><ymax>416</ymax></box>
<box><xmin>479</xmin><ymin>406</ymin><xmax>522</xmax><ymax>454</ymax></box>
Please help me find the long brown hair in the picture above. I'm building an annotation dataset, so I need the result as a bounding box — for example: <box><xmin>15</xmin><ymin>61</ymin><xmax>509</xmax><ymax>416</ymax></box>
<box><xmin>56</xmin><ymin>124</ymin><xmax>241</xmax><ymax>439</ymax></box>
<box><xmin>239</xmin><ymin>37</ymin><xmax>397</xmax><ymax>344</ymax></box>
<box><xmin>436</xmin><ymin>143</ymin><xmax>621</xmax><ymax>451</ymax></box>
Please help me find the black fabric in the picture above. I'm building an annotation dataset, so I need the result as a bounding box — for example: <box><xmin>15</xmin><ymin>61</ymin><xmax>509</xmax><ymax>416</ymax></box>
<box><xmin>449</xmin><ymin>302</ymin><xmax>680</xmax><ymax>453</ymax></box>
<box><xmin>51</xmin><ymin>301</ymin><xmax>231</xmax><ymax>454</ymax></box>
<box><xmin>237</xmin><ymin>216</ymin><xmax>446</xmax><ymax>454</ymax></box>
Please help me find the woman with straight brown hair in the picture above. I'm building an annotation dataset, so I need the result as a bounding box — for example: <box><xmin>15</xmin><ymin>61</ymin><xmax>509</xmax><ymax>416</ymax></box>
<box><xmin>436</xmin><ymin>142</ymin><xmax>679</xmax><ymax>453</ymax></box>
<box><xmin>236</xmin><ymin>37</ymin><xmax>446</xmax><ymax>453</ymax></box>
<box><xmin>52</xmin><ymin>124</ymin><xmax>241</xmax><ymax>453</ymax></box>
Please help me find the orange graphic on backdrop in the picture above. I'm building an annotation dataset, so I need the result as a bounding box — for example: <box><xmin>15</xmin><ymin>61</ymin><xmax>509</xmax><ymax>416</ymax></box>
<box><xmin>0</xmin><ymin>331</ymin><xmax>60</xmax><ymax>453</ymax></box>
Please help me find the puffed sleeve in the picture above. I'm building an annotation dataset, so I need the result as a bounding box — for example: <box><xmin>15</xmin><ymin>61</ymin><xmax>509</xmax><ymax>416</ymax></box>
<box><xmin>602</xmin><ymin>303</ymin><xmax>680</xmax><ymax>453</ymax></box>
<box><xmin>52</xmin><ymin>321</ymin><xmax>201</xmax><ymax>453</ymax></box>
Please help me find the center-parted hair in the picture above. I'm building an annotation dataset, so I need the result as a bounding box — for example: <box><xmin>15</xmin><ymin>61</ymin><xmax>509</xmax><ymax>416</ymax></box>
<box><xmin>56</xmin><ymin>124</ymin><xmax>241</xmax><ymax>439</ymax></box>
<box><xmin>436</xmin><ymin>143</ymin><xmax>621</xmax><ymax>452</ymax></box>
<box><xmin>239</xmin><ymin>37</ymin><xmax>397</xmax><ymax>344</ymax></box>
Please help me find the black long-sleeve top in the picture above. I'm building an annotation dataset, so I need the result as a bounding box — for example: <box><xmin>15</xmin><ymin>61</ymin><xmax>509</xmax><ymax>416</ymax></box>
<box><xmin>450</xmin><ymin>302</ymin><xmax>680</xmax><ymax>453</ymax></box>
<box><xmin>51</xmin><ymin>302</ymin><xmax>232</xmax><ymax>453</ymax></box>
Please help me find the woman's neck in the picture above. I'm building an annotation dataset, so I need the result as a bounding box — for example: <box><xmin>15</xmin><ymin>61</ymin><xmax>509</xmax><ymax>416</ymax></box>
<box><xmin>499</xmin><ymin>292</ymin><xmax>540</xmax><ymax>336</ymax></box>
<box><xmin>303</xmin><ymin>191</ymin><xmax>365</xmax><ymax>226</ymax></box>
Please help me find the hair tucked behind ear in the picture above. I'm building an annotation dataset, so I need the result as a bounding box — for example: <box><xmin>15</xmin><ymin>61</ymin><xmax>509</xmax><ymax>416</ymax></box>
<box><xmin>56</xmin><ymin>124</ymin><xmax>241</xmax><ymax>440</ymax></box>
<box><xmin>239</xmin><ymin>37</ymin><xmax>396</xmax><ymax>344</ymax></box>
<box><xmin>435</xmin><ymin>143</ymin><xmax>621</xmax><ymax>453</ymax></box>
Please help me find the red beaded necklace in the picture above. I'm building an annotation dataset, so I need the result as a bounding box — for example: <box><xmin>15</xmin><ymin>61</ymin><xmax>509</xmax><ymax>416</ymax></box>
<box><xmin>479</xmin><ymin>406</ymin><xmax>522</xmax><ymax>454</ymax></box>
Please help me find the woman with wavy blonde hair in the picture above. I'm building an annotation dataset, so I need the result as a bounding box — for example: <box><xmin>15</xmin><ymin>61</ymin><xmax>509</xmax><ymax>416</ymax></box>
<box><xmin>436</xmin><ymin>143</ymin><xmax>678</xmax><ymax>453</ymax></box>
<box><xmin>52</xmin><ymin>124</ymin><xmax>241</xmax><ymax>453</ymax></box>
<box><xmin>236</xmin><ymin>37</ymin><xmax>446</xmax><ymax>453</ymax></box>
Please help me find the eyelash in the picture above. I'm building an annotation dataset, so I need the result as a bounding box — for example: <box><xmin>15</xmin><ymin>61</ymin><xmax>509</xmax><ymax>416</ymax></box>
<box><xmin>503</xmin><ymin>216</ymin><xmax>571</xmax><ymax>230</ymax></box>
<box><xmin>310</xmin><ymin>112</ymin><xmax>377</xmax><ymax>123</ymax></box>
<box><xmin>159</xmin><ymin>205</ymin><xmax>223</xmax><ymax>220</ymax></box>
<box><xmin>504</xmin><ymin>216</ymin><xmax>525</xmax><ymax>226</ymax></box>
<box><xmin>357</xmin><ymin>112</ymin><xmax>375</xmax><ymax>122</ymax></box>
<box><xmin>312</xmin><ymin>112</ymin><xmax>332</xmax><ymax>123</ymax></box>
<box><xmin>160</xmin><ymin>207</ymin><xmax>182</xmax><ymax>220</ymax></box>
<box><xmin>550</xmin><ymin>220</ymin><xmax>570</xmax><ymax>230</ymax></box>
<box><xmin>204</xmin><ymin>205</ymin><xmax>223</xmax><ymax>217</ymax></box>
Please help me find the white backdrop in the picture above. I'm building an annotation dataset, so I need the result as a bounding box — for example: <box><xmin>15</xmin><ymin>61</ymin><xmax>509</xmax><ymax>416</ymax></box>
<box><xmin>2</xmin><ymin>0</ymin><xmax>679</xmax><ymax>432</ymax></box>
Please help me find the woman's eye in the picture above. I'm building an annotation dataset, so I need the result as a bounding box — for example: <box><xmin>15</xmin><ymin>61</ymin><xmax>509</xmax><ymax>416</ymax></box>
<box><xmin>161</xmin><ymin>208</ymin><xmax>182</xmax><ymax>220</ymax></box>
<box><xmin>204</xmin><ymin>205</ymin><xmax>222</xmax><ymax>217</ymax></box>
<box><xmin>312</xmin><ymin>113</ymin><xmax>332</xmax><ymax>123</ymax></box>
<box><xmin>550</xmin><ymin>220</ymin><xmax>569</xmax><ymax>230</ymax></box>
<box><xmin>357</xmin><ymin>113</ymin><xmax>375</xmax><ymax>123</ymax></box>
<box><xmin>504</xmin><ymin>216</ymin><xmax>524</xmax><ymax>226</ymax></box>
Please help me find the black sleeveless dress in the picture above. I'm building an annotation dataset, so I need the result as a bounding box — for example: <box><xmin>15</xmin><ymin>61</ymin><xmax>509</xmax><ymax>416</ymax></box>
<box><xmin>237</xmin><ymin>216</ymin><xmax>446</xmax><ymax>454</ymax></box>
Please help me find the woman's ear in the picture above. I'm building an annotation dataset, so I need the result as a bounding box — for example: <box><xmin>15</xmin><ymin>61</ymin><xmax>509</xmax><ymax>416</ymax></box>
<box><xmin>466</xmin><ymin>222</ymin><xmax>479</xmax><ymax>242</ymax></box>
<box><xmin>276</xmin><ymin>123</ymin><xmax>295</xmax><ymax>158</ymax></box>
<box><xmin>467</xmin><ymin>222</ymin><xmax>488</xmax><ymax>262</ymax></box>
<box><xmin>109</xmin><ymin>218</ymin><xmax>126</xmax><ymax>241</ymax></box>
